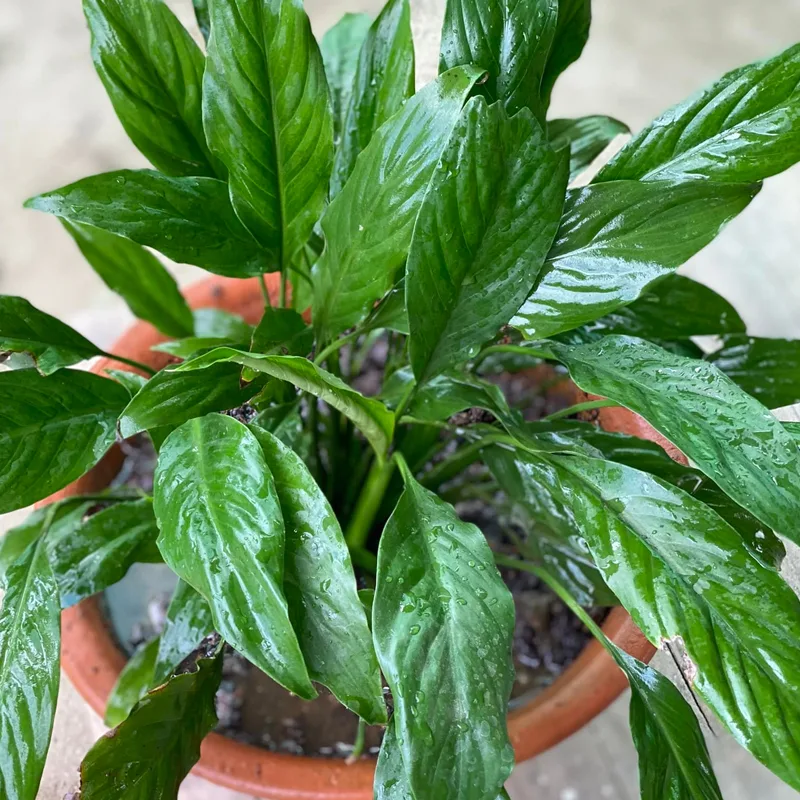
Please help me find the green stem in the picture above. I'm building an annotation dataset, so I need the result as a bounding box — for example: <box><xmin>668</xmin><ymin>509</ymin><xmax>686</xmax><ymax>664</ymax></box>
<box><xmin>280</xmin><ymin>272</ymin><xmax>288</xmax><ymax>308</ymax></box>
<box><xmin>345</xmin><ymin>457</ymin><xmax>396</xmax><ymax>550</ymax></box>
<box><xmin>393</xmin><ymin>380</ymin><xmax>417</xmax><ymax>421</ymax></box>
<box><xmin>100</xmin><ymin>351</ymin><xmax>156</xmax><ymax>377</ymax></box>
<box><xmin>421</xmin><ymin>440</ymin><xmax>489</xmax><ymax>490</ymax></box>
<box><xmin>350</xmin><ymin>547</ymin><xmax>378</xmax><ymax>575</ymax></box>
<box><xmin>347</xmin><ymin>718</ymin><xmax>367</xmax><ymax>764</ymax></box>
<box><xmin>259</xmin><ymin>274</ymin><xmax>272</xmax><ymax>307</ymax></box>
<box><xmin>314</xmin><ymin>330</ymin><xmax>359</xmax><ymax>366</ymax></box>
<box><xmin>473</xmin><ymin>343</ymin><xmax>554</xmax><ymax>372</ymax></box>
<box><xmin>542</xmin><ymin>399</ymin><xmax>617</xmax><ymax>423</ymax></box>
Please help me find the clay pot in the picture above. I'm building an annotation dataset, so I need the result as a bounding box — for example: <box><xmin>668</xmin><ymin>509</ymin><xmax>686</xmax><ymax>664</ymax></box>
<box><xmin>50</xmin><ymin>276</ymin><xmax>656</xmax><ymax>800</ymax></box>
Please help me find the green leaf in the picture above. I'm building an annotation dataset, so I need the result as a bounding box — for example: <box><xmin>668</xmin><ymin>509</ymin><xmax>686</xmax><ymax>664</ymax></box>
<box><xmin>193</xmin><ymin>308</ymin><xmax>253</xmax><ymax>341</ymax></box>
<box><xmin>706</xmin><ymin>335</ymin><xmax>800</xmax><ymax>409</ymax></box>
<box><xmin>48</xmin><ymin>499</ymin><xmax>160</xmax><ymax>608</ymax></box>
<box><xmin>173</xmin><ymin>348</ymin><xmax>395</xmax><ymax>458</ymax></box>
<box><xmin>253</xmin><ymin>401</ymin><xmax>303</xmax><ymax>450</ymax></box>
<box><xmin>598</xmin><ymin>43</ymin><xmax>800</xmax><ymax>184</ymax></box>
<box><xmin>104</xmin><ymin>638</ymin><xmax>160</xmax><ymax>727</ymax></box>
<box><xmin>118</xmin><ymin>361</ymin><xmax>263</xmax><ymax>438</ymax></box>
<box><xmin>0</xmin><ymin>295</ymin><xmax>102</xmax><ymax>374</ymax></box>
<box><xmin>250</xmin><ymin>426</ymin><xmax>386</xmax><ymax>723</ymax></box>
<box><xmin>548</xmin><ymin>115</ymin><xmax>630</xmax><ymax>181</ymax></box>
<box><xmin>321</xmin><ymin>13</ymin><xmax>373</xmax><ymax>140</ymax></box>
<box><xmin>373</xmin><ymin>467</ymin><xmax>516</xmax><ymax>800</ymax></box>
<box><xmin>153</xmin><ymin>582</ymin><xmax>215</xmax><ymax>686</ymax></box>
<box><xmin>540</xmin><ymin>0</ymin><xmax>591</xmax><ymax>107</ymax></box>
<box><xmin>0</xmin><ymin>539</ymin><xmax>61</xmax><ymax>800</ymax></box>
<box><xmin>0</xmin><ymin>370</ymin><xmax>128</xmax><ymax>514</ymax></box>
<box><xmin>331</xmin><ymin>0</ymin><xmax>415</xmax><ymax>197</ymax></box>
<box><xmin>362</xmin><ymin>281</ymin><xmax>409</xmax><ymax>335</ymax></box>
<box><xmin>106</xmin><ymin>369</ymin><xmax>149</xmax><ymax>397</ymax></box>
<box><xmin>154</xmin><ymin>415</ymin><xmax>315</xmax><ymax>699</ymax></box>
<box><xmin>550</xmin><ymin>335</ymin><xmax>800</xmax><ymax>543</ymax></box>
<box><xmin>408</xmin><ymin>98</ymin><xmax>568</xmax><ymax>383</ymax></box>
<box><xmin>525</xmin><ymin>450</ymin><xmax>800</xmax><ymax>792</ymax></box>
<box><xmin>26</xmin><ymin>170</ymin><xmax>266</xmax><ymax>278</ymax></box>
<box><xmin>63</xmin><ymin>222</ymin><xmax>193</xmax><ymax>338</ymax></box>
<box><xmin>312</xmin><ymin>66</ymin><xmax>486</xmax><ymax>342</ymax></box>
<box><xmin>578</xmin><ymin>274</ymin><xmax>745</xmax><ymax>339</ymax></box>
<box><xmin>192</xmin><ymin>0</ymin><xmax>210</xmax><ymax>42</ymax></box>
<box><xmin>251</xmin><ymin>308</ymin><xmax>314</xmax><ymax>357</ymax></box>
<box><xmin>511</xmin><ymin>180</ymin><xmax>759</xmax><ymax>339</ymax></box>
<box><xmin>203</xmin><ymin>0</ymin><xmax>333</xmax><ymax>268</ymax></box>
<box><xmin>83</xmin><ymin>0</ymin><xmax>217</xmax><ymax>178</ymax></box>
<box><xmin>439</xmin><ymin>0</ymin><xmax>558</xmax><ymax>121</ymax></box>
<box><xmin>80</xmin><ymin>639</ymin><xmax>223</xmax><ymax>799</ymax></box>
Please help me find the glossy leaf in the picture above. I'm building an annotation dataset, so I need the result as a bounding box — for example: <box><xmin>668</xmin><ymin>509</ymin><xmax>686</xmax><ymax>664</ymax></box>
<box><xmin>331</xmin><ymin>0</ymin><xmax>415</xmax><ymax>196</ymax></box>
<box><xmin>363</xmin><ymin>281</ymin><xmax>409</xmax><ymax>335</ymax></box>
<box><xmin>0</xmin><ymin>539</ymin><xmax>60</xmax><ymax>800</ymax></box>
<box><xmin>251</xmin><ymin>308</ymin><xmax>314</xmax><ymax>357</ymax></box>
<box><xmin>511</xmin><ymin>180</ymin><xmax>759</xmax><ymax>339</ymax></box>
<box><xmin>0</xmin><ymin>295</ymin><xmax>101</xmax><ymax>374</ymax></box>
<box><xmin>251</xmin><ymin>426</ymin><xmax>386</xmax><ymax>723</ymax></box>
<box><xmin>80</xmin><ymin>639</ymin><xmax>223</xmax><ymax>799</ymax></box>
<box><xmin>527</xmin><ymin>450</ymin><xmax>800</xmax><ymax>792</ymax></box>
<box><xmin>408</xmin><ymin>98</ymin><xmax>568</xmax><ymax>382</ymax></box>
<box><xmin>373</xmin><ymin>468</ymin><xmax>516</xmax><ymax>800</ymax></box>
<box><xmin>118</xmin><ymin>361</ymin><xmax>263</xmax><ymax>438</ymax></box>
<box><xmin>104</xmin><ymin>638</ymin><xmax>160</xmax><ymax>727</ymax></box>
<box><xmin>63</xmin><ymin>222</ymin><xmax>194</xmax><ymax>338</ymax></box>
<box><xmin>154</xmin><ymin>415</ymin><xmax>315</xmax><ymax>698</ymax></box>
<box><xmin>599</xmin><ymin>43</ymin><xmax>800</xmax><ymax>184</ymax></box>
<box><xmin>173</xmin><ymin>348</ymin><xmax>395</xmax><ymax>458</ymax></box>
<box><xmin>203</xmin><ymin>0</ymin><xmax>333</xmax><ymax>267</ymax></box>
<box><xmin>321</xmin><ymin>13</ymin><xmax>373</xmax><ymax>140</ymax></box>
<box><xmin>83</xmin><ymin>0</ymin><xmax>216</xmax><ymax>178</ymax></box>
<box><xmin>48</xmin><ymin>499</ymin><xmax>160</xmax><ymax>608</ymax></box>
<box><xmin>26</xmin><ymin>170</ymin><xmax>266</xmax><ymax>277</ymax></box>
<box><xmin>153</xmin><ymin>582</ymin><xmax>215</xmax><ymax>686</ymax></box>
<box><xmin>106</xmin><ymin>369</ymin><xmax>149</xmax><ymax>397</ymax></box>
<box><xmin>551</xmin><ymin>335</ymin><xmax>800</xmax><ymax>542</ymax></box>
<box><xmin>540</xmin><ymin>0</ymin><xmax>591</xmax><ymax>107</ymax></box>
<box><xmin>439</xmin><ymin>0</ymin><xmax>558</xmax><ymax>121</ymax></box>
<box><xmin>0</xmin><ymin>369</ymin><xmax>128</xmax><ymax>514</ymax></box>
<box><xmin>253</xmin><ymin>401</ymin><xmax>303</xmax><ymax>450</ymax></box>
<box><xmin>548</xmin><ymin>115</ymin><xmax>630</xmax><ymax>181</ymax></box>
<box><xmin>312</xmin><ymin>66</ymin><xmax>485</xmax><ymax>342</ymax></box>
<box><xmin>193</xmin><ymin>308</ymin><xmax>253</xmax><ymax>341</ymax></box>
<box><xmin>706</xmin><ymin>335</ymin><xmax>800</xmax><ymax>409</ymax></box>
<box><xmin>192</xmin><ymin>0</ymin><xmax>210</xmax><ymax>42</ymax></box>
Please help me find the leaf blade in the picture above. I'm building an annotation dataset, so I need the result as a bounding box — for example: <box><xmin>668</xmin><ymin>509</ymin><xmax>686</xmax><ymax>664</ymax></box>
<box><xmin>548</xmin><ymin>115</ymin><xmax>630</xmax><ymax>181</ymax></box>
<box><xmin>104</xmin><ymin>638</ymin><xmax>160</xmax><ymax>728</ymax></box>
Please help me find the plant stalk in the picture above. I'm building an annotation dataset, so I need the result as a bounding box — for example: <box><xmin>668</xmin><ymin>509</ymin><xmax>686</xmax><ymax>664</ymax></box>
<box><xmin>345</xmin><ymin>457</ymin><xmax>396</xmax><ymax>550</ymax></box>
<box><xmin>542</xmin><ymin>399</ymin><xmax>617</xmax><ymax>423</ymax></box>
<box><xmin>100</xmin><ymin>351</ymin><xmax>156</xmax><ymax>377</ymax></box>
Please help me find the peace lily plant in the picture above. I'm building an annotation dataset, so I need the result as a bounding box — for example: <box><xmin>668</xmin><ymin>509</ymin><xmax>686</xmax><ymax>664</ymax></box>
<box><xmin>1</xmin><ymin>0</ymin><xmax>800</xmax><ymax>797</ymax></box>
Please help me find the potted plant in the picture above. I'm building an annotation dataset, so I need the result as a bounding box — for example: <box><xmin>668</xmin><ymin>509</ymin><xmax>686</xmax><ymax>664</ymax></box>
<box><xmin>2</xmin><ymin>0</ymin><xmax>800</xmax><ymax>798</ymax></box>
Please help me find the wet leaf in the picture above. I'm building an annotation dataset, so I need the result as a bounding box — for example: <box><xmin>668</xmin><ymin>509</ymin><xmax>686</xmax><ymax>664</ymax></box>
<box><xmin>251</xmin><ymin>308</ymin><xmax>313</xmax><ymax>358</ymax></box>
<box><xmin>0</xmin><ymin>369</ymin><xmax>128</xmax><ymax>514</ymax></box>
<box><xmin>362</xmin><ymin>281</ymin><xmax>409</xmax><ymax>335</ymax></box>
<box><xmin>154</xmin><ymin>415</ymin><xmax>315</xmax><ymax>698</ymax></box>
<box><xmin>540</xmin><ymin>0</ymin><xmax>591</xmax><ymax>107</ymax></box>
<box><xmin>251</xmin><ymin>426</ymin><xmax>386</xmax><ymax>723</ymax></box>
<box><xmin>373</xmin><ymin>467</ymin><xmax>516</xmax><ymax>800</ymax></box>
<box><xmin>192</xmin><ymin>0</ymin><xmax>210</xmax><ymax>42</ymax></box>
<box><xmin>312</xmin><ymin>66</ymin><xmax>486</xmax><ymax>342</ymax></box>
<box><xmin>104</xmin><ymin>638</ymin><xmax>160</xmax><ymax>728</ymax></box>
<box><xmin>407</xmin><ymin>98</ymin><xmax>568</xmax><ymax>383</ymax></box>
<box><xmin>548</xmin><ymin>115</ymin><xmax>630</xmax><ymax>181</ymax></box>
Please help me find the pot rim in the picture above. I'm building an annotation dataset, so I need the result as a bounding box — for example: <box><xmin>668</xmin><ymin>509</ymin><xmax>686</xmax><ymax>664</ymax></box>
<box><xmin>51</xmin><ymin>275</ymin><xmax>656</xmax><ymax>800</ymax></box>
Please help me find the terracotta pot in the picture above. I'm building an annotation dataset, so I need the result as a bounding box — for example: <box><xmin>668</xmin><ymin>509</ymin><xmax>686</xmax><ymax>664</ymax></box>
<box><xmin>49</xmin><ymin>276</ymin><xmax>657</xmax><ymax>800</ymax></box>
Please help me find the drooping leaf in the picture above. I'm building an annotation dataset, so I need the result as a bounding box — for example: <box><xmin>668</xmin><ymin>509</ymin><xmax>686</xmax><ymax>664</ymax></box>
<box><xmin>154</xmin><ymin>415</ymin><xmax>315</xmax><ymax>699</ymax></box>
<box><xmin>63</xmin><ymin>222</ymin><xmax>194</xmax><ymax>338</ymax></box>
<box><xmin>80</xmin><ymin>639</ymin><xmax>223</xmax><ymax>799</ymax></box>
<box><xmin>0</xmin><ymin>539</ymin><xmax>61</xmax><ymax>800</ymax></box>
<box><xmin>48</xmin><ymin>499</ymin><xmax>160</xmax><ymax>608</ymax></box>
<box><xmin>153</xmin><ymin>582</ymin><xmax>215</xmax><ymax>686</ymax></box>
<box><xmin>251</xmin><ymin>308</ymin><xmax>314</xmax><ymax>358</ymax></box>
<box><xmin>523</xmin><ymin>450</ymin><xmax>800</xmax><ymax>792</ymax></box>
<box><xmin>0</xmin><ymin>295</ymin><xmax>102</xmax><ymax>374</ymax></box>
<box><xmin>548</xmin><ymin>115</ymin><xmax>630</xmax><ymax>181</ymax></box>
<box><xmin>0</xmin><ymin>370</ymin><xmax>128</xmax><ymax>514</ymax></box>
<box><xmin>26</xmin><ymin>170</ymin><xmax>266</xmax><ymax>277</ymax></box>
<box><xmin>173</xmin><ymin>348</ymin><xmax>395</xmax><ymax>458</ymax></box>
<box><xmin>192</xmin><ymin>0</ymin><xmax>210</xmax><ymax>42</ymax></box>
<box><xmin>598</xmin><ymin>42</ymin><xmax>800</xmax><ymax>184</ymax></box>
<box><xmin>540</xmin><ymin>0</ymin><xmax>591</xmax><ymax>107</ymax></box>
<box><xmin>83</xmin><ymin>0</ymin><xmax>217</xmax><ymax>178</ymax></box>
<box><xmin>550</xmin><ymin>335</ymin><xmax>800</xmax><ymax>542</ymax></box>
<box><xmin>203</xmin><ymin>0</ymin><xmax>333</xmax><ymax>268</ymax></box>
<box><xmin>439</xmin><ymin>0</ymin><xmax>558</xmax><ymax>121</ymax></box>
<box><xmin>250</xmin><ymin>426</ymin><xmax>386</xmax><ymax>723</ymax></box>
<box><xmin>706</xmin><ymin>335</ymin><xmax>800</xmax><ymax>409</ymax></box>
<box><xmin>331</xmin><ymin>0</ymin><xmax>415</xmax><ymax>196</ymax></box>
<box><xmin>321</xmin><ymin>13</ymin><xmax>373</xmax><ymax>140</ymax></box>
<box><xmin>312</xmin><ymin>66</ymin><xmax>486</xmax><ymax>343</ymax></box>
<box><xmin>511</xmin><ymin>180</ymin><xmax>759</xmax><ymax>339</ymax></box>
<box><xmin>104</xmin><ymin>638</ymin><xmax>160</xmax><ymax>728</ymax></box>
<box><xmin>118</xmin><ymin>361</ymin><xmax>263</xmax><ymax>438</ymax></box>
<box><xmin>373</xmin><ymin>467</ymin><xmax>516</xmax><ymax>800</ymax></box>
<box><xmin>407</xmin><ymin>98</ymin><xmax>568</xmax><ymax>383</ymax></box>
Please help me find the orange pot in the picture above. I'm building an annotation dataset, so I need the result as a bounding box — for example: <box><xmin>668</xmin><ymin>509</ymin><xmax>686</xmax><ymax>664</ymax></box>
<box><xmin>47</xmin><ymin>276</ymin><xmax>657</xmax><ymax>799</ymax></box>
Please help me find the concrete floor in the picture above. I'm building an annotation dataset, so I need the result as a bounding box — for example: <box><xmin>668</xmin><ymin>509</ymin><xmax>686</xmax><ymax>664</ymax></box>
<box><xmin>2</xmin><ymin>0</ymin><xmax>800</xmax><ymax>797</ymax></box>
